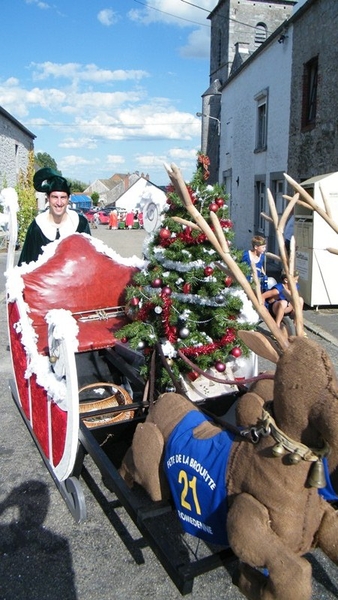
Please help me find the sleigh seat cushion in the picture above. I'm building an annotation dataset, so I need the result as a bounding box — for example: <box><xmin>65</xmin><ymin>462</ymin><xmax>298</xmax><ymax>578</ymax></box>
<box><xmin>21</xmin><ymin>234</ymin><xmax>138</xmax><ymax>354</ymax></box>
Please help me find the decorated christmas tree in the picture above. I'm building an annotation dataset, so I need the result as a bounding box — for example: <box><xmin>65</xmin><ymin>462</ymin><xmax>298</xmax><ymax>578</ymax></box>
<box><xmin>116</xmin><ymin>154</ymin><xmax>258</xmax><ymax>399</ymax></box>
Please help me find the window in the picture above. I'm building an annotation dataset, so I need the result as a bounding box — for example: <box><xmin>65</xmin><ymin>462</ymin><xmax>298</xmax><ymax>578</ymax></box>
<box><xmin>255</xmin><ymin>22</ymin><xmax>267</xmax><ymax>47</ymax></box>
<box><xmin>255</xmin><ymin>89</ymin><xmax>268</xmax><ymax>152</ymax></box>
<box><xmin>15</xmin><ymin>143</ymin><xmax>19</xmax><ymax>180</ymax></box>
<box><xmin>255</xmin><ymin>180</ymin><xmax>266</xmax><ymax>234</ymax></box>
<box><xmin>302</xmin><ymin>56</ymin><xmax>318</xmax><ymax>129</ymax></box>
<box><xmin>217</xmin><ymin>29</ymin><xmax>222</xmax><ymax>68</ymax></box>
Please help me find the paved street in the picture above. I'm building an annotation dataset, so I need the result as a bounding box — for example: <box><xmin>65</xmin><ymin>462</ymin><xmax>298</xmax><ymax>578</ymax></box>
<box><xmin>0</xmin><ymin>226</ymin><xmax>338</xmax><ymax>599</ymax></box>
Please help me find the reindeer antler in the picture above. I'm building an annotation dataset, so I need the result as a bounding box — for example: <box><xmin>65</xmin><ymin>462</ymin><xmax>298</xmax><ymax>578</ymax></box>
<box><xmin>165</xmin><ymin>163</ymin><xmax>290</xmax><ymax>353</ymax></box>
<box><xmin>264</xmin><ymin>190</ymin><xmax>304</xmax><ymax>337</ymax></box>
<box><xmin>284</xmin><ymin>173</ymin><xmax>338</xmax><ymax>235</ymax></box>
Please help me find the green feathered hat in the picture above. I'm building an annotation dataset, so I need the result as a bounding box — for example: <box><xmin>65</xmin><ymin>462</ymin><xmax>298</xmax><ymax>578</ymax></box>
<box><xmin>33</xmin><ymin>168</ymin><xmax>71</xmax><ymax>195</ymax></box>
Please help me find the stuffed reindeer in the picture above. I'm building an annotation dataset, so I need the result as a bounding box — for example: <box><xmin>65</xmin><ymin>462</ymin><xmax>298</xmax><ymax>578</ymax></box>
<box><xmin>119</xmin><ymin>167</ymin><xmax>338</xmax><ymax>600</ymax></box>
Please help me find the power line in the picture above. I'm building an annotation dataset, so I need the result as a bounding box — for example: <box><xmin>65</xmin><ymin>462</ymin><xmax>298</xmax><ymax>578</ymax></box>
<box><xmin>180</xmin><ymin>0</ymin><xmax>276</xmax><ymax>34</ymax></box>
<box><xmin>132</xmin><ymin>0</ymin><xmax>210</xmax><ymax>27</ymax></box>
<box><xmin>180</xmin><ymin>0</ymin><xmax>210</xmax><ymax>13</ymax></box>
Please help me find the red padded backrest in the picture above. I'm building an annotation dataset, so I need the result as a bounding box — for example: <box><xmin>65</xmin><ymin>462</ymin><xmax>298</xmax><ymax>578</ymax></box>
<box><xmin>22</xmin><ymin>234</ymin><xmax>137</xmax><ymax>326</ymax></box>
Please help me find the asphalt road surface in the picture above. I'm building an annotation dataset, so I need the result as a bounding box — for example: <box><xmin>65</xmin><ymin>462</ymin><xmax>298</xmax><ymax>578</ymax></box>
<box><xmin>0</xmin><ymin>227</ymin><xmax>337</xmax><ymax>599</ymax></box>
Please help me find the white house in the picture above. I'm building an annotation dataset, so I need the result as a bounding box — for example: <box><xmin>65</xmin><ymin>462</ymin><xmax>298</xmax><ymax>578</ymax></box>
<box><xmin>115</xmin><ymin>177</ymin><xmax>167</xmax><ymax>216</ymax></box>
<box><xmin>219</xmin><ymin>24</ymin><xmax>293</xmax><ymax>254</ymax></box>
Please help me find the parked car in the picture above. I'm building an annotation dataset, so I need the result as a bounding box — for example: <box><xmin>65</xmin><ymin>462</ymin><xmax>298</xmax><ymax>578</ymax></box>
<box><xmin>71</xmin><ymin>207</ymin><xmax>85</xmax><ymax>216</ymax></box>
<box><xmin>83</xmin><ymin>210</ymin><xmax>109</xmax><ymax>225</ymax></box>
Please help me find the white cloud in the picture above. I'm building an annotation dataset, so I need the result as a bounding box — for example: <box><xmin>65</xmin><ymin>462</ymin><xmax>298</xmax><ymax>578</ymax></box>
<box><xmin>59</xmin><ymin>137</ymin><xmax>97</xmax><ymax>150</ymax></box>
<box><xmin>134</xmin><ymin>147</ymin><xmax>199</xmax><ymax>179</ymax></box>
<box><xmin>180</xmin><ymin>27</ymin><xmax>210</xmax><ymax>59</ymax></box>
<box><xmin>128</xmin><ymin>0</ymin><xmax>214</xmax><ymax>28</ymax></box>
<box><xmin>0</xmin><ymin>76</ymin><xmax>145</xmax><ymax>118</ymax></box>
<box><xmin>97</xmin><ymin>9</ymin><xmax>118</xmax><ymax>26</ymax></box>
<box><xmin>106</xmin><ymin>155</ymin><xmax>126</xmax><ymax>166</ymax></box>
<box><xmin>168</xmin><ymin>148</ymin><xmax>199</xmax><ymax>160</ymax></box>
<box><xmin>127</xmin><ymin>1</ymin><xmax>212</xmax><ymax>60</ymax></box>
<box><xmin>58</xmin><ymin>155</ymin><xmax>100</xmax><ymax>170</ymax></box>
<box><xmin>25</xmin><ymin>0</ymin><xmax>50</xmax><ymax>9</ymax></box>
<box><xmin>0</xmin><ymin>70</ymin><xmax>201</xmax><ymax>147</ymax></box>
<box><xmin>30</xmin><ymin>62</ymin><xmax>149</xmax><ymax>83</ymax></box>
<box><xmin>73</xmin><ymin>106</ymin><xmax>200</xmax><ymax>142</ymax></box>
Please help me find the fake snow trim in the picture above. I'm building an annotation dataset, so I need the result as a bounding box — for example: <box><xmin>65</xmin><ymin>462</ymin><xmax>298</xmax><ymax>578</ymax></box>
<box><xmin>11</xmin><ymin>303</ymin><xmax>72</xmax><ymax>409</ymax></box>
<box><xmin>9</xmin><ymin>232</ymin><xmax>147</xmax><ymax>275</ymax></box>
<box><xmin>0</xmin><ymin>187</ymin><xmax>19</xmax><ymax>216</ymax></box>
<box><xmin>45</xmin><ymin>309</ymin><xmax>79</xmax><ymax>355</ymax></box>
<box><xmin>7</xmin><ymin>263</ymin><xmax>80</xmax><ymax>408</ymax></box>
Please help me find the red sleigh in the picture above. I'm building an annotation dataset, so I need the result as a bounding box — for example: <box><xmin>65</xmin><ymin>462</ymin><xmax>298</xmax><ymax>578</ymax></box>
<box><xmin>6</xmin><ymin>230</ymin><xmax>145</xmax><ymax>514</ymax></box>
<box><xmin>3</xmin><ymin>188</ymin><xmax>249</xmax><ymax>594</ymax></box>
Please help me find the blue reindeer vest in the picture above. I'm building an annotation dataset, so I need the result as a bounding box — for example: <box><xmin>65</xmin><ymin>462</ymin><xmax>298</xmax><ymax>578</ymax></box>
<box><xmin>164</xmin><ymin>411</ymin><xmax>234</xmax><ymax>546</ymax></box>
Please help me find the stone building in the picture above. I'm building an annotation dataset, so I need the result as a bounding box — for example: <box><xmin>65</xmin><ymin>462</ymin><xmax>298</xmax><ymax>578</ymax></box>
<box><xmin>218</xmin><ymin>19</ymin><xmax>293</xmax><ymax>253</ymax></box>
<box><xmin>84</xmin><ymin>172</ymin><xmax>145</xmax><ymax>207</ymax></box>
<box><xmin>208</xmin><ymin>0</ymin><xmax>296</xmax><ymax>84</ymax></box>
<box><xmin>288</xmin><ymin>0</ymin><xmax>338</xmax><ymax>181</ymax></box>
<box><xmin>199</xmin><ymin>0</ymin><xmax>296</xmax><ymax>181</ymax></box>
<box><xmin>200</xmin><ymin>0</ymin><xmax>338</xmax><ymax>256</ymax></box>
<box><xmin>0</xmin><ymin>106</ymin><xmax>35</xmax><ymax>187</ymax></box>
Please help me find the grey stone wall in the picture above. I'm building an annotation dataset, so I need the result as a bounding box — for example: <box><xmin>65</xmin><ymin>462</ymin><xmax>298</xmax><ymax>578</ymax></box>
<box><xmin>209</xmin><ymin>0</ymin><xmax>295</xmax><ymax>84</ymax></box>
<box><xmin>0</xmin><ymin>114</ymin><xmax>34</xmax><ymax>187</ymax></box>
<box><xmin>288</xmin><ymin>0</ymin><xmax>338</xmax><ymax>181</ymax></box>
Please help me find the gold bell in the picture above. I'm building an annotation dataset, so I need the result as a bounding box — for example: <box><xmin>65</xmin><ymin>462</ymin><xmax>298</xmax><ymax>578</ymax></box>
<box><xmin>307</xmin><ymin>458</ymin><xmax>327</xmax><ymax>489</ymax></box>
<box><xmin>49</xmin><ymin>355</ymin><xmax>57</xmax><ymax>364</ymax></box>
<box><xmin>289</xmin><ymin>451</ymin><xmax>302</xmax><ymax>465</ymax></box>
<box><xmin>272</xmin><ymin>443</ymin><xmax>285</xmax><ymax>457</ymax></box>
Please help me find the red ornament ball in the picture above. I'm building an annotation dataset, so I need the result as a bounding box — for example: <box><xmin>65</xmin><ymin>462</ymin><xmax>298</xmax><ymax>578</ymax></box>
<box><xmin>216</xmin><ymin>198</ymin><xmax>224</xmax><ymax>207</ymax></box>
<box><xmin>231</xmin><ymin>347</ymin><xmax>242</xmax><ymax>358</ymax></box>
<box><xmin>159</xmin><ymin>228</ymin><xmax>171</xmax><ymax>240</ymax></box>
<box><xmin>130</xmin><ymin>297</ymin><xmax>140</xmax><ymax>306</ymax></box>
<box><xmin>161</xmin><ymin>286</ymin><xmax>172</xmax><ymax>296</ymax></box>
<box><xmin>209</xmin><ymin>202</ymin><xmax>219</xmax><ymax>212</ymax></box>
<box><xmin>215</xmin><ymin>361</ymin><xmax>226</xmax><ymax>373</ymax></box>
<box><xmin>204</xmin><ymin>266</ymin><xmax>214</xmax><ymax>277</ymax></box>
<box><xmin>187</xmin><ymin>371</ymin><xmax>199</xmax><ymax>382</ymax></box>
<box><xmin>224</xmin><ymin>276</ymin><xmax>232</xmax><ymax>287</ymax></box>
<box><xmin>183</xmin><ymin>282</ymin><xmax>191</xmax><ymax>294</ymax></box>
<box><xmin>152</xmin><ymin>278</ymin><xmax>162</xmax><ymax>288</ymax></box>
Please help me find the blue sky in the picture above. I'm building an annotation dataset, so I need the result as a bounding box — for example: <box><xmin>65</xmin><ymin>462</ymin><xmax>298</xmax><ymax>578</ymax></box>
<box><xmin>1</xmin><ymin>0</ymin><xmax>217</xmax><ymax>186</ymax></box>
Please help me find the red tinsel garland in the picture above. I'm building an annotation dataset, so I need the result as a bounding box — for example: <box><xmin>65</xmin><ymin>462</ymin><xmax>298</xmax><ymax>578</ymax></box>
<box><xmin>161</xmin><ymin>295</ymin><xmax>177</xmax><ymax>343</ymax></box>
<box><xmin>179</xmin><ymin>328</ymin><xmax>237</xmax><ymax>358</ymax></box>
<box><xmin>159</xmin><ymin>228</ymin><xmax>207</xmax><ymax>248</ymax></box>
<box><xmin>137</xmin><ymin>301</ymin><xmax>155</xmax><ymax>321</ymax></box>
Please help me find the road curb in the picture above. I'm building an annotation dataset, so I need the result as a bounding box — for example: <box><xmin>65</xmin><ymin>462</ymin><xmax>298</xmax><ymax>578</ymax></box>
<box><xmin>303</xmin><ymin>318</ymin><xmax>338</xmax><ymax>348</ymax></box>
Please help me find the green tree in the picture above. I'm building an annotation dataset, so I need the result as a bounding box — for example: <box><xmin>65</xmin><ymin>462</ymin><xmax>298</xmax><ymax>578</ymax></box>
<box><xmin>16</xmin><ymin>151</ymin><xmax>37</xmax><ymax>244</ymax></box>
<box><xmin>115</xmin><ymin>154</ymin><xmax>256</xmax><ymax>392</ymax></box>
<box><xmin>91</xmin><ymin>192</ymin><xmax>100</xmax><ymax>206</ymax></box>
<box><xmin>35</xmin><ymin>152</ymin><xmax>60</xmax><ymax>173</ymax></box>
<box><xmin>67</xmin><ymin>178</ymin><xmax>87</xmax><ymax>193</ymax></box>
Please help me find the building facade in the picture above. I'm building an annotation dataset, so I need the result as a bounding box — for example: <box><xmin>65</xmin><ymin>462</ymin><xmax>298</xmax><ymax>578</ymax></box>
<box><xmin>84</xmin><ymin>173</ymin><xmax>143</xmax><ymax>207</ymax></box>
<box><xmin>219</xmin><ymin>22</ymin><xmax>293</xmax><ymax>253</ymax></box>
<box><xmin>288</xmin><ymin>0</ymin><xmax>338</xmax><ymax>181</ymax></box>
<box><xmin>208</xmin><ymin>0</ymin><xmax>296</xmax><ymax>85</ymax></box>
<box><xmin>199</xmin><ymin>0</ymin><xmax>296</xmax><ymax>182</ymax></box>
<box><xmin>0</xmin><ymin>106</ymin><xmax>35</xmax><ymax>187</ymax></box>
<box><xmin>203</xmin><ymin>0</ymin><xmax>338</xmax><ymax>256</ymax></box>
